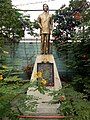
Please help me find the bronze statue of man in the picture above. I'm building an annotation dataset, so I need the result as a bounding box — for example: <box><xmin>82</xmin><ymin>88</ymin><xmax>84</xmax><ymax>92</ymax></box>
<box><xmin>38</xmin><ymin>4</ymin><xmax>53</xmax><ymax>54</ymax></box>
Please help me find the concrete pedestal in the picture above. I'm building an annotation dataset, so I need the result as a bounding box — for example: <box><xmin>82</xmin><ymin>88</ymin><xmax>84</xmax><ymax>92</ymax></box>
<box><xmin>31</xmin><ymin>54</ymin><xmax>62</xmax><ymax>90</ymax></box>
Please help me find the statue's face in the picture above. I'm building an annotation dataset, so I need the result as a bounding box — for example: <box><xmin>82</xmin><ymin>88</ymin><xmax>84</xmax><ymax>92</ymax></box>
<box><xmin>43</xmin><ymin>4</ymin><xmax>48</xmax><ymax>12</ymax></box>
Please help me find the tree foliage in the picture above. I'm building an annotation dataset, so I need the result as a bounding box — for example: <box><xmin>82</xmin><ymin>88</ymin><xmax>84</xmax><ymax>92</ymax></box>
<box><xmin>50</xmin><ymin>84</ymin><xmax>90</xmax><ymax>120</ymax></box>
<box><xmin>52</xmin><ymin>0</ymin><xmax>90</xmax><ymax>99</ymax></box>
<box><xmin>0</xmin><ymin>0</ymin><xmax>25</xmax><ymax>43</ymax></box>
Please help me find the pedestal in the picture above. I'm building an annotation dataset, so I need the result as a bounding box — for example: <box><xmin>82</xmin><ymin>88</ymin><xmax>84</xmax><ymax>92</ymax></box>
<box><xmin>31</xmin><ymin>54</ymin><xmax>62</xmax><ymax>90</ymax></box>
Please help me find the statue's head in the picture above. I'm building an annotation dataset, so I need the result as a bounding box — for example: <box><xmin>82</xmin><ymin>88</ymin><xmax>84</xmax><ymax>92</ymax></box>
<box><xmin>43</xmin><ymin>4</ymin><xmax>49</xmax><ymax>12</ymax></box>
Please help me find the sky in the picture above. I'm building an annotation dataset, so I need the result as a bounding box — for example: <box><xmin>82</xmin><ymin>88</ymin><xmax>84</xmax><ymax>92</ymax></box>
<box><xmin>12</xmin><ymin>0</ymin><xmax>90</xmax><ymax>39</ymax></box>
<box><xmin>12</xmin><ymin>0</ymin><xmax>70</xmax><ymax>21</ymax></box>
<box><xmin>12</xmin><ymin>0</ymin><xmax>71</xmax><ymax>38</ymax></box>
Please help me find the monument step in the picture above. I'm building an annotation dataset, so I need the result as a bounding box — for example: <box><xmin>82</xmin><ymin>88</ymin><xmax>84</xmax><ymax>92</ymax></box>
<box><xmin>27</xmin><ymin>87</ymin><xmax>60</xmax><ymax>117</ymax></box>
<box><xmin>18</xmin><ymin>115</ymin><xmax>65</xmax><ymax>120</ymax></box>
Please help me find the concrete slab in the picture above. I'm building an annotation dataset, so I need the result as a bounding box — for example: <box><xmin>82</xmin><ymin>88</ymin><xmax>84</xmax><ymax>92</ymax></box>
<box><xmin>27</xmin><ymin>88</ymin><xmax>60</xmax><ymax>120</ymax></box>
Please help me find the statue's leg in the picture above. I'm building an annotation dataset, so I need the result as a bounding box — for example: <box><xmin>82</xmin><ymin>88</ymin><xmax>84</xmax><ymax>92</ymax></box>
<box><xmin>44</xmin><ymin>36</ymin><xmax>46</xmax><ymax>54</ymax></box>
<box><xmin>46</xmin><ymin>34</ymin><xmax>50</xmax><ymax>54</ymax></box>
<box><xmin>41</xmin><ymin>34</ymin><xmax>45</xmax><ymax>54</ymax></box>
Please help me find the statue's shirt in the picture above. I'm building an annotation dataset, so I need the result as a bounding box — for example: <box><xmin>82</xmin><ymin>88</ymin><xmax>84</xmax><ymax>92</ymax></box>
<box><xmin>38</xmin><ymin>12</ymin><xmax>52</xmax><ymax>34</ymax></box>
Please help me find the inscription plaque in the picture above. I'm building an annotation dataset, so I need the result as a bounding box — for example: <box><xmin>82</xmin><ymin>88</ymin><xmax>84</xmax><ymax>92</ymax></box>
<box><xmin>37</xmin><ymin>62</ymin><xmax>54</xmax><ymax>86</ymax></box>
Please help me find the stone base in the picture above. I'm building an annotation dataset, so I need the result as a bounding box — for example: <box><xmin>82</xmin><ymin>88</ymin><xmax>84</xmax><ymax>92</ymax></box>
<box><xmin>31</xmin><ymin>54</ymin><xmax>62</xmax><ymax>90</ymax></box>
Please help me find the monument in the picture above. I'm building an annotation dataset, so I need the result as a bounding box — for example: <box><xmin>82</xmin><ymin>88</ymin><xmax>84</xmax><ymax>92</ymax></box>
<box><xmin>30</xmin><ymin>4</ymin><xmax>62</xmax><ymax>90</ymax></box>
<box><xmin>26</xmin><ymin>4</ymin><xmax>62</xmax><ymax>117</ymax></box>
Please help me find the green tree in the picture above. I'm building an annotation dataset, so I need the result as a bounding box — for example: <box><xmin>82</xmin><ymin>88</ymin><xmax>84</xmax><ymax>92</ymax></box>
<box><xmin>0</xmin><ymin>0</ymin><xmax>25</xmax><ymax>43</ymax></box>
<box><xmin>53</xmin><ymin>0</ymin><xmax>90</xmax><ymax>99</ymax></box>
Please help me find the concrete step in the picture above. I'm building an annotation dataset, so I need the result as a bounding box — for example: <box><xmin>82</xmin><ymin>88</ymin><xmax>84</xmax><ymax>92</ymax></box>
<box><xmin>26</xmin><ymin>87</ymin><xmax>60</xmax><ymax>120</ymax></box>
<box><xmin>36</xmin><ymin>103</ymin><xmax>59</xmax><ymax>113</ymax></box>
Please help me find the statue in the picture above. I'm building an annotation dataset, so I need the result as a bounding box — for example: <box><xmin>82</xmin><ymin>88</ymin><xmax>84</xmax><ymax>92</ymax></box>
<box><xmin>38</xmin><ymin>4</ymin><xmax>53</xmax><ymax>54</ymax></box>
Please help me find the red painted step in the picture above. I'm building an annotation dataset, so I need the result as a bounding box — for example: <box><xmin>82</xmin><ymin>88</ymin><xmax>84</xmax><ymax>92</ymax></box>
<box><xmin>17</xmin><ymin>115</ymin><xmax>73</xmax><ymax>119</ymax></box>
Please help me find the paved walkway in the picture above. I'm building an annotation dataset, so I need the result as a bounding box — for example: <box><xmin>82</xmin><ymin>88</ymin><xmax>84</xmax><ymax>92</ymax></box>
<box><xmin>26</xmin><ymin>87</ymin><xmax>60</xmax><ymax>120</ymax></box>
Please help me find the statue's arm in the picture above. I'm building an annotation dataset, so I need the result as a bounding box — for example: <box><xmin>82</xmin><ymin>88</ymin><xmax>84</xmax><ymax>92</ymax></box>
<box><xmin>38</xmin><ymin>15</ymin><xmax>42</xmax><ymax>29</ymax></box>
